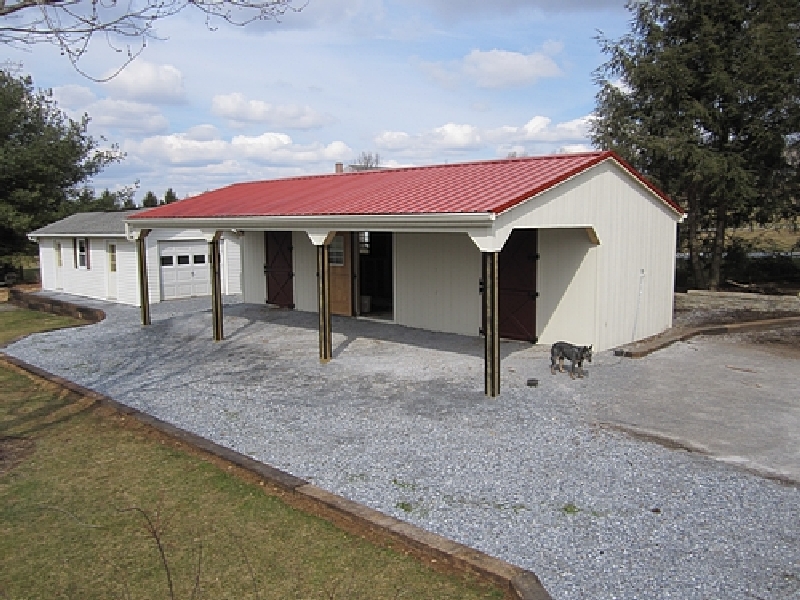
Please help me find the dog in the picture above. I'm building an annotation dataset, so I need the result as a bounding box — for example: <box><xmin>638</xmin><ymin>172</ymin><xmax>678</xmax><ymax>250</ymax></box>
<box><xmin>550</xmin><ymin>341</ymin><xmax>592</xmax><ymax>379</ymax></box>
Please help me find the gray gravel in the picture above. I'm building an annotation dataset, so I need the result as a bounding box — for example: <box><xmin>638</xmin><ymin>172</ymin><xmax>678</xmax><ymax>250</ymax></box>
<box><xmin>4</xmin><ymin>293</ymin><xmax>799</xmax><ymax>600</ymax></box>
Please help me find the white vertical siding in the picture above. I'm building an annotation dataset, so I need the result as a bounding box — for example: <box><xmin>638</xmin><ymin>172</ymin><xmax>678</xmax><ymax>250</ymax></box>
<box><xmin>38</xmin><ymin>239</ymin><xmax>56</xmax><ymax>291</ymax></box>
<box><xmin>394</xmin><ymin>232</ymin><xmax>481</xmax><ymax>337</ymax></box>
<box><xmin>116</xmin><ymin>241</ymin><xmax>139</xmax><ymax>305</ymax></box>
<box><xmin>292</xmin><ymin>231</ymin><xmax>318</xmax><ymax>312</ymax></box>
<box><xmin>221</xmin><ymin>234</ymin><xmax>242</xmax><ymax>295</ymax></box>
<box><xmin>536</xmin><ymin>228</ymin><xmax>598</xmax><ymax>347</ymax></box>
<box><xmin>240</xmin><ymin>230</ymin><xmax>266</xmax><ymax>304</ymax></box>
<box><xmin>493</xmin><ymin>161</ymin><xmax>679</xmax><ymax>350</ymax></box>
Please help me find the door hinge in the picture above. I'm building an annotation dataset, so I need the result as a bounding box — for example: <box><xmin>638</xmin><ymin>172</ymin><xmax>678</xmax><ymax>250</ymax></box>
<box><xmin>478</xmin><ymin>278</ymin><xmax>485</xmax><ymax>294</ymax></box>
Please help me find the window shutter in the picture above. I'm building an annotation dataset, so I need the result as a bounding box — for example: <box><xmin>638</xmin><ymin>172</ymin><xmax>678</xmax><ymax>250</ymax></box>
<box><xmin>73</xmin><ymin>238</ymin><xmax>78</xmax><ymax>268</ymax></box>
<box><xmin>85</xmin><ymin>238</ymin><xmax>91</xmax><ymax>270</ymax></box>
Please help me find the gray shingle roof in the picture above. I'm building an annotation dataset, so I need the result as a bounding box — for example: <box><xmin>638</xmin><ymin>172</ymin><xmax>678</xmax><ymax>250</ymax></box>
<box><xmin>29</xmin><ymin>210</ymin><xmax>141</xmax><ymax>237</ymax></box>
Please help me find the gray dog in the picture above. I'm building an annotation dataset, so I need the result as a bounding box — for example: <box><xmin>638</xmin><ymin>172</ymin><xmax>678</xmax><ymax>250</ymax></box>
<box><xmin>550</xmin><ymin>341</ymin><xmax>592</xmax><ymax>379</ymax></box>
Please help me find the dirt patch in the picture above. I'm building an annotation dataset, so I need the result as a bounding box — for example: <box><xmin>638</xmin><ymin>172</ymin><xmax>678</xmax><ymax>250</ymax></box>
<box><xmin>674</xmin><ymin>308</ymin><xmax>800</xmax><ymax>327</ymax></box>
<box><xmin>721</xmin><ymin>325</ymin><xmax>800</xmax><ymax>359</ymax></box>
<box><xmin>674</xmin><ymin>298</ymin><xmax>800</xmax><ymax>359</ymax></box>
<box><xmin>0</xmin><ymin>436</ymin><xmax>35</xmax><ymax>476</ymax></box>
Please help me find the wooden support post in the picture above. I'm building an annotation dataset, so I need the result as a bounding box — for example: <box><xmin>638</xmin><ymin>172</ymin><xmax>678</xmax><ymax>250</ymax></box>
<box><xmin>317</xmin><ymin>243</ymin><xmax>332</xmax><ymax>362</ymax></box>
<box><xmin>136</xmin><ymin>229</ymin><xmax>151</xmax><ymax>326</ymax></box>
<box><xmin>209</xmin><ymin>232</ymin><xmax>224</xmax><ymax>341</ymax></box>
<box><xmin>483</xmin><ymin>251</ymin><xmax>500</xmax><ymax>397</ymax></box>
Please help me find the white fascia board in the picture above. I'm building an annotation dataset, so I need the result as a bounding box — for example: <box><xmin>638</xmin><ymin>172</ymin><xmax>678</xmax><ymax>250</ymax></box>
<box><xmin>27</xmin><ymin>232</ymin><xmax>127</xmax><ymax>240</ymax></box>
<box><xmin>125</xmin><ymin>212</ymin><xmax>496</xmax><ymax>234</ymax></box>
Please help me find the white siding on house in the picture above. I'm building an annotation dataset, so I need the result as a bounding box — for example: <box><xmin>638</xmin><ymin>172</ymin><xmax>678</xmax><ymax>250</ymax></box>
<box><xmin>38</xmin><ymin>239</ymin><xmax>56</xmax><ymax>291</ymax></box>
<box><xmin>222</xmin><ymin>235</ymin><xmax>242</xmax><ymax>295</ymax></box>
<box><xmin>394</xmin><ymin>233</ymin><xmax>481</xmax><ymax>337</ymax></box>
<box><xmin>115</xmin><ymin>241</ymin><xmax>139</xmax><ymax>305</ymax></box>
<box><xmin>37</xmin><ymin>236</ymin><xmax>138</xmax><ymax>304</ymax></box>
<box><xmin>240</xmin><ymin>230</ymin><xmax>266</xmax><ymax>304</ymax></box>
<box><xmin>293</xmin><ymin>231</ymin><xmax>318</xmax><ymax>313</ymax></box>
<box><xmin>536</xmin><ymin>228</ymin><xmax>598</xmax><ymax>347</ymax></box>
<box><xmin>493</xmin><ymin>161</ymin><xmax>678</xmax><ymax>350</ymax></box>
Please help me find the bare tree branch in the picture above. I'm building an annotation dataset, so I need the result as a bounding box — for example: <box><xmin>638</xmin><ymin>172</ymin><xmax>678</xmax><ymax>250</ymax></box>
<box><xmin>1</xmin><ymin>0</ymin><xmax>304</xmax><ymax>80</ymax></box>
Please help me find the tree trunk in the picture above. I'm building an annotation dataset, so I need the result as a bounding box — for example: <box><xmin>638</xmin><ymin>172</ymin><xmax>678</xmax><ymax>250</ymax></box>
<box><xmin>708</xmin><ymin>208</ymin><xmax>727</xmax><ymax>291</ymax></box>
<box><xmin>686</xmin><ymin>192</ymin><xmax>707</xmax><ymax>289</ymax></box>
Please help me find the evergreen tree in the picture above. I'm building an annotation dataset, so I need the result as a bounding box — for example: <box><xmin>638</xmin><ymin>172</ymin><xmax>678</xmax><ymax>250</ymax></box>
<box><xmin>0</xmin><ymin>69</ymin><xmax>123</xmax><ymax>256</ymax></box>
<box><xmin>142</xmin><ymin>190</ymin><xmax>159</xmax><ymax>207</ymax></box>
<box><xmin>162</xmin><ymin>188</ymin><xmax>178</xmax><ymax>205</ymax></box>
<box><xmin>592</xmin><ymin>0</ymin><xmax>800</xmax><ymax>289</ymax></box>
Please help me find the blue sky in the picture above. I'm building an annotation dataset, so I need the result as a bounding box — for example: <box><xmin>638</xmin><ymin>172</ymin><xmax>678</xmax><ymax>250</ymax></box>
<box><xmin>4</xmin><ymin>0</ymin><xmax>631</xmax><ymax>203</ymax></box>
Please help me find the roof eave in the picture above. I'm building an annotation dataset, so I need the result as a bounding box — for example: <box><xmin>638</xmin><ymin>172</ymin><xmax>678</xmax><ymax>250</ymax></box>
<box><xmin>125</xmin><ymin>212</ymin><xmax>497</xmax><ymax>234</ymax></box>
<box><xmin>28</xmin><ymin>232</ymin><xmax>128</xmax><ymax>240</ymax></box>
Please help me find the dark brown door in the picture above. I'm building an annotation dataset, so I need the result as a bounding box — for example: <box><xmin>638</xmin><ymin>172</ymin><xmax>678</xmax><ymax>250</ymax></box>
<box><xmin>265</xmin><ymin>231</ymin><xmax>294</xmax><ymax>308</ymax></box>
<box><xmin>329</xmin><ymin>233</ymin><xmax>353</xmax><ymax>316</ymax></box>
<box><xmin>498</xmin><ymin>229</ymin><xmax>537</xmax><ymax>342</ymax></box>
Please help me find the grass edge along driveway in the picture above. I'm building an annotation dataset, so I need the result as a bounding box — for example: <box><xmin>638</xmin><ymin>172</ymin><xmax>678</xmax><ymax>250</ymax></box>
<box><xmin>0</xmin><ymin>309</ymin><xmax>504</xmax><ymax>600</ymax></box>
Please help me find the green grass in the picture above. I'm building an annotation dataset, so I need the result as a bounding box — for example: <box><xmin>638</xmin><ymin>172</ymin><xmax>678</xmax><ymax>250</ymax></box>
<box><xmin>0</xmin><ymin>313</ymin><xmax>504</xmax><ymax>600</ymax></box>
<box><xmin>0</xmin><ymin>308</ymin><xmax>86</xmax><ymax>346</ymax></box>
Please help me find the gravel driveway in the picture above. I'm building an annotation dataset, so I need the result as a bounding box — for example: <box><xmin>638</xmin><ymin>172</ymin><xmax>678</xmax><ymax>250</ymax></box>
<box><xmin>4</xmin><ymin>293</ymin><xmax>799</xmax><ymax>600</ymax></box>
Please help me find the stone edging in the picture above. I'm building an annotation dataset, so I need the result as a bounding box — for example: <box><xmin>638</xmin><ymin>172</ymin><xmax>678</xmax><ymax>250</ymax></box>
<box><xmin>8</xmin><ymin>289</ymin><xmax>106</xmax><ymax>323</ymax></box>
<box><xmin>616</xmin><ymin>315</ymin><xmax>800</xmax><ymax>358</ymax></box>
<box><xmin>0</xmin><ymin>353</ymin><xmax>553</xmax><ymax>600</ymax></box>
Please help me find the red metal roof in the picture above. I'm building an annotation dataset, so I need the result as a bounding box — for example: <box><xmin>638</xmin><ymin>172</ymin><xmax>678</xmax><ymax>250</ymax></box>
<box><xmin>129</xmin><ymin>151</ymin><xmax>682</xmax><ymax>220</ymax></box>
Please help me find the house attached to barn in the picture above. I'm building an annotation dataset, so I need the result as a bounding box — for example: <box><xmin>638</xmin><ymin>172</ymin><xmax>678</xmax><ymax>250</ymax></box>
<box><xmin>29</xmin><ymin>210</ymin><xmax>242</xmax><ymax>305</ymax></box>
<box><xmin>125</xmin><ymin>151</ymin><xmax>684</xmax><ymax>395</ymax></box>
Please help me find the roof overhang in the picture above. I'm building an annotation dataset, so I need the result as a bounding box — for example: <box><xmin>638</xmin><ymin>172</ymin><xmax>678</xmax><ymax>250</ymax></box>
<box><xmin>125</xmin><ymin>212</ymin><xmax>498</xmax><ymax>240</ymax></box>
<box><xmin>28</xmin><ymin>232</ymin><xmax>128</xmax><ymax>242</ymax></box>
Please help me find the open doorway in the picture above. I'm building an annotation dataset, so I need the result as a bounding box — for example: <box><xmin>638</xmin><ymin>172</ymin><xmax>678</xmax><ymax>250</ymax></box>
<box><xmin>355</xmin><ymin>232</ymin><xmax>393</xmax><ymax>320</ymax></box>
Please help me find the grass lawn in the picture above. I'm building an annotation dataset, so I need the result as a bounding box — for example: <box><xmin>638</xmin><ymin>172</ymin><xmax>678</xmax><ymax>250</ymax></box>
<box><xmin>0</xmin><ymin>307</ymin><xmax>86</xmax><ymax>346</ymax></box>
<box><xmin>0</xmin><ymin>312</ymin><xmax>504</xmax><ymax>600</ymax></box>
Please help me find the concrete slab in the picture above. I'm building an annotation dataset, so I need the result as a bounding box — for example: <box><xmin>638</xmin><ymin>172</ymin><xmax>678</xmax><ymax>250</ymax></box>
<box><xmin>588</xmin><ymin>336</ymin><xmax>800</xmax><ymax>483</ymax></box>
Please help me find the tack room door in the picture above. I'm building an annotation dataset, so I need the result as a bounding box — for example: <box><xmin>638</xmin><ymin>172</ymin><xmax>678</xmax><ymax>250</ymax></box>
<box><xmin>329</xmin><ymin>233</ymin><xmax>352</xmax><ymax>316</ymax></box>
<box><xmin>265</xmin><ymin>231</ymin><xmax>294</xmax><ymax>308</ymax></box>
<box><xmin>498</xmin><ymin>229</ymin><xmax>538</xmax><ymax>342</ymax></box>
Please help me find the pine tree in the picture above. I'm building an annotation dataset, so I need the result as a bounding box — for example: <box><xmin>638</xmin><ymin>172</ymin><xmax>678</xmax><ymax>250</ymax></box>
<box><xmin>162</xmin><ymin>188</ymin><xmax>178</xmax><ymax>205</ymax></box>
<box><xmin>592</xmin><ymin>0</ymin><xmax>800</xmax><ymax>289</ymax></box>
<box><xmin>142</xmin><ymin>191</ymin><xmax>158</xmax><ymax>207</ymax></box>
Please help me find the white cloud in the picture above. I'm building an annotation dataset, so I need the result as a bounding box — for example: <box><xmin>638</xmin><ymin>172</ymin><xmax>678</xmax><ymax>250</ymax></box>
<box><xmin>89</xmin><ymin>99</ymin><xmax>170</xmax><ymax>134</ymax></box>
<box><xmin>462</xmin><ymin>49</ymin><xmax>561</xmax><ymax>88</ymax></box>
<box><xmin>431</xmin><ymin>123</ymin><xmax>482</xmax><ymax>149</ymax></box>
<box><xmin>184</xmin><ymin>125</ymin><xmax>222</xmax><ymax>142</ymax></box>
<box><xmin>105</xmin><ymin>61</ymin><xmax>186</xmax><ymax>104</ymax></box>
<box><xmin>410</xmin><ymin>0</ymin><xmax>625</xmax><ymax>17</ymax></box>
<box><xmin>211</xmin><ymin>92</ymin><xmax>334</xmax><ymax>129</ymax></box>
<box><xmin>52</xmin><ymin>85</ymin><xmax>96</xmax><ymax>110</ymax></box>
<box><xmin>487</xmin><ymin>115</ymin><xmax>591</xmax><ymax>143</ymax></box>
<box><xmin>375</xmin><ymin>114</ymin><xmax>592</xmax><ymax>156</ymax></box>
<box><xmin>125</xmin><ymin>130</ymin><xmax>352</xmax><ymax>166</ymax></box>
<box><xmin>556</xmin><ymin>144</ymin><xmax>593</xmax><ymax>154</ymax></box>
<box><xmin>129</xmin><ymin>134</ymin><xmax>229</xmax><ymax>165</ymax></box>
<box><xmin>418</xmin><ymin>44</ymin><xmax>563</xmax><ymax>90</ymax></box>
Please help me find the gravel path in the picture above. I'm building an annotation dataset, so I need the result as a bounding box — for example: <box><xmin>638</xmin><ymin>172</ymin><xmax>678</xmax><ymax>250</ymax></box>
<box><xmin>4</xmin><ymin>293</ymin><xmax>799</xmax><ymax>600</ymax></box>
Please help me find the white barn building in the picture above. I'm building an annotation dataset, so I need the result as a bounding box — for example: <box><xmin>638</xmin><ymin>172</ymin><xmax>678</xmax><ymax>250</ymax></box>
<box><xmin>124</xmin><ymin>152</ymin><xmax>684</xmax><ymax>395</ymax></box>
<box><xmin>29</xmin><ymin>210</ymin><xmax>242</xmax><ymax>305</ymax></box>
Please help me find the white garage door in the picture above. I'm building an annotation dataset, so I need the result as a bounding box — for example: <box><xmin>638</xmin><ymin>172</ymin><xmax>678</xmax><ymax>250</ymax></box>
<box><xmin>159</xmin><ymin>241</ymin><xmax>210</xmax><ymax>300</ymax></box>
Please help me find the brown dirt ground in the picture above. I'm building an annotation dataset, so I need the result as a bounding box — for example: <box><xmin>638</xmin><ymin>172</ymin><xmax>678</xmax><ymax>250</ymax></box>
<box><xmin>672</xmin><ymin>306</ymin><xmax>800</xmax><ymax>359</ymax></box>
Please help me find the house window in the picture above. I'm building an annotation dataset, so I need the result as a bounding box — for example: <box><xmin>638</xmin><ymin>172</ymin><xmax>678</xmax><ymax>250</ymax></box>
<box><xmin>160</xmin><ymin>256</ymin><xmax>174</xmax><ymax>267</ymax></box>
<box><xmin>193</xmin><ymin>254</ymin><xmax>206</xmax><ymax>264</ymax></box>
<box><xmin>108</xmin><ymin>244</ymin><xmax>117</xmax><ymax>273</ymax></box>
<box><xmin>329</xmin><ymin>235</ymin><xmax>345</xmax><ymax>266</ymax></box>
<box><xmin>177</xmin><ymin>255</ymin><xmax>190</xmax><ymax>265</ymax></box>
<box><xmin>77</xmin><ymin>238</ymin><xmax>89</xmax><ymax>269</ymax></box>
<box><xmin>358</xmin><ymin>231</ymin><xmax>371</xmax><ymax>255</ymax></box>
